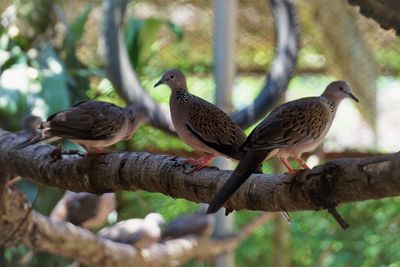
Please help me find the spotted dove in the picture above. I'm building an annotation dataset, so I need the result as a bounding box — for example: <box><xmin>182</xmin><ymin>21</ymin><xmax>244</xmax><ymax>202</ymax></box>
<box><xmin>50</xmin><ymin>191</ymin><xmax>115</xmax><ymax>229</ymax></box>
<box><xmin>207</xmin><ymin>80</ymin><xmax>359</xmax><ymax>214</ymax></box>
<box><xmin>161</xmin><ymin>207</ymin><xmax>215</xmax><ymax>241</ymax></box>
<box><xmin>18</xmin><ymin>101</ymin><xmax>148</xmax><ymax>153</ymax></box>
<box><xmin>22</xmin><ymin>115</ymin><xmax>42</xmax><ymax>134</ymax></box>
<box><xmin>14</xmin><ymin>115</ymin><xmax>43</xmax><ymax>140</ymax></box>
<box><xmin>154</xmin><ymin>69</ymin><xmax>251</xmax><ymax>171</ymax></box>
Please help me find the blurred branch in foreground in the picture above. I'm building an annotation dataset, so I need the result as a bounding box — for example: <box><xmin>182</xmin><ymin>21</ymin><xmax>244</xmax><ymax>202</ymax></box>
<box><xmin>2</xmin><ymin>128</ymin><xmax>400</xmax><ymax>219</ymax></box>
<box><xmin>0</xmin><ymin>186</ymin><xmax>274</xmax><ymax>266</ymax></box>
<box><xmin>347</xmin><ymin>0</ymin><xmax>400</xmax><ymax>35</ymax></box>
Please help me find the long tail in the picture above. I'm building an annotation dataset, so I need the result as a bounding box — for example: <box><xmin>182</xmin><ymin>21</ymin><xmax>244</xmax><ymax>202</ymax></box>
<box><xmin>207</xmin><ymin>149</ymin><xmax>270</xmax><ymax>214</ymax></box>
<box><xmin>15</xmin><ymin>133</ymin><xmax>58</xmax><ymax>149</ymax></box>
<box><xmin>14</xmin><ymin>134</ymin><xmax>44</xmax><ymax>149</ymax></box>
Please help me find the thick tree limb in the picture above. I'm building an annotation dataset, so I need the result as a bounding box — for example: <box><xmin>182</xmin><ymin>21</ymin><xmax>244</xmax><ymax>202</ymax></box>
<box><xmin>0</xmin><ymin>171</ymin><xmax>9</xmax><ymax>211</ymax></box>
<box><xmin>0</xmin><ymin>185</ymin><xmax>274</xmax><ymax>266</ymax></box>
<box><xmin>347</xmin><ymin>0</ymin><xmax>400</xmax><ymax>35</ymax></box>
<box><xmin>1</xmin><ymin>129</ymin><xmax>400</xmax><ymax>218</ymax></box>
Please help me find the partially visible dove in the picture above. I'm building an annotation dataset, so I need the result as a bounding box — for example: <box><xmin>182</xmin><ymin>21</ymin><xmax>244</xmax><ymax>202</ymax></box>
<box><xmin>98</xmin><ymin>213</ymin><xmax>165</xmax><ymax>250</ymax></box>
<box><xmin>17</xmin><ymin>101</ymin><xmax>148</xmax><ymax>153</ymax></box>
<box><xmin>14</xmin><ymin>115</ymin><xmax>43</xmax><ymax>140</ymax></box>
<box><xmin>154</xmin><ymin>69</ymin><xmax>252</xmax><ymax>172</ymax></box>
<box><xmin>161</xmin><ymin>206</ymin><xmax>215</xmax><ymax>241</ymax></box>
<box><xmin>207</xmin><ymin>80</ymin><xmax>359</xmax><ymax>214</ymax></box>
<box><xmin>22</xmin><ymin>115</ymin><xmax>43</xmax><ymax>134</ymax></box>
<box><xmin>50</xmin><ymin>191</ymin><xmax>115</xmax><ymax>229</ymax></box>
<box><xmin>19</xmin><ymin>191</ymin><xmax>116</xmax><ymax>266</ymax></box>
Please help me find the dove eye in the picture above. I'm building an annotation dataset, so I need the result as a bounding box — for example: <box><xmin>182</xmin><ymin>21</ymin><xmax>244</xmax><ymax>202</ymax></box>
<box><xmin>339</xmin><ymin>87</ymin><xmax>344</xmax><ymax>91</ymax></box>
<box><xmin>170</xmin><ymin>75</ymin><xmax>175</xmax><ymax>79</ymax></box>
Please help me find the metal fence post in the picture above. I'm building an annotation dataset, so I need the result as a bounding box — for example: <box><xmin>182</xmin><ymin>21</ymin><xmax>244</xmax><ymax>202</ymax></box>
<box><xmin>213</xmin><ymin>0</ymin><xmax>237</xmax><ymax>267</ymax></box>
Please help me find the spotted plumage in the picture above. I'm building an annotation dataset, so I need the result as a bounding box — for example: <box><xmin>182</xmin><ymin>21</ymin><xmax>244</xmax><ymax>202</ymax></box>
<box><xmin>154</xmin><ymin>69</ymin><xmax>249</xmax><ymax>171</ymax></box>
<box><xmin>245</xmin><ymin>97</ymin><xmax>330</xmax><ymax>150</ymax></box>
<box><xmin>321</xmin><ymin>96</ymin><xmax>336</xmax><ymax>113</ymax></box>
<box><xmin>176</xmin><ymin>89</ymin><xmax>191</xmax><ymax>103</ymax></box>
<box><xmin>18</xmin><ymin>101</ymin><xmax>148</xmax><ymax>152</ymax></box>
<box><xmin>187</xmin><ymin>96</ymin><xmax>245</xmax><ymax>153</ymax></box>
<box><xmin>43</xmin><ymin>101</ymin><xmax>126</xmax><ymax>140</ymax></box>
<box><xmin>208</xmin><ymin>80</ymin><xmax>359</xmax><ymax>214</ymax></box>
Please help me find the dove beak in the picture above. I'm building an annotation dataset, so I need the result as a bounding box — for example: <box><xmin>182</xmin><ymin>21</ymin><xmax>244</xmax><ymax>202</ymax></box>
<box><xmin>348</xmin><ymin>93</ymin><xmax>359</xmax><ymax>103</ymax></box>
<box><xmin>154</xmin><ymin>79</ymin><xmax>164</xmax><ymax>88</ymax></box>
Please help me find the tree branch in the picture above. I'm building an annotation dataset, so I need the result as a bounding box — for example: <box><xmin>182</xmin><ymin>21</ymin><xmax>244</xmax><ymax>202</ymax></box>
<box><xmin>0</xmin><ymin>185</ymin><xmax>274</xmax><ymax>266</ymax></box>
<box><xmin>2</xmin><ymin>129</ymin><xmax>400</xmax><ymax>218</ymax></box>
<box><xmin>347</xmin><ymin>0</ymin><xmax>400</xmax><ymax>35</ymax></box>
<box><xmin>0</xmin><ymin>171</ymin><xmax>9</xmax><ymax>211</ymax></box>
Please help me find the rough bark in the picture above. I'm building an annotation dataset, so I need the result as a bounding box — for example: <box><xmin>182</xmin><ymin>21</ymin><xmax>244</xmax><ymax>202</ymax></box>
<box><xmin>2</xmin><ymin>129</ymin><xmax>400</xmax><ymax>216</ymax></box>
<box><xmin>347</xmin><ymin>0</ymin><xmax>400</xmax><ymax>35</ymax></box>
<box><xmin>0</xmin><ymin>187</ymin><xmax>32</xmax><ymax>248</ymax></box>
<box><xmin>272</xmin><ymin>160</ymin><xmax>291</xmax><ymax>267</ymax></box>
<box><xmin>0</xmin><ymin>184</ymin><xmax>274</xmax><ymax>266</ymax></box>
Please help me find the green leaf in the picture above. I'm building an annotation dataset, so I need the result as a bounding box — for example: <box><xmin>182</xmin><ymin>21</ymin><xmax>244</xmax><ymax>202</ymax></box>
<box><xmin>124</xmin><ymin>17</ymin><xmax>183</xmax><ymax>75</ymax></box>
<box><xmin>0</xmin><ymin>46</ymin><xmax>26</xmax><ymax>75</ymax></box>
<box><xmin>0</xmin><ymin>52</ymin><xmax>30</xmax><ymax>130</ymax></box>
<box><xmin>0</xmin><ymin>88</ymin><xmax>28</xmax><ymax>130</ymax></box>
<box><xmin>164</xmin><ymin>20</ymin><xmax>184</xmax><ymax>40</ymax></box>
<box><xmin>125</xmin><ymin>17</ymin><xmax>157</xmax><ymax>71</ymax></box>
<box><xmin>67</xmin><ymin>2</ymin><xmax>92</xmax><ymax>46</ymax></box>
<box><xmin>0</xmin><ymin>31</ymin><xmax>10</xmax><ymax>50</ymax></box>
<box><xmin>36</xmin><ymin>44</ymin><xmax>71</xmax><ymax>115</ymax></box>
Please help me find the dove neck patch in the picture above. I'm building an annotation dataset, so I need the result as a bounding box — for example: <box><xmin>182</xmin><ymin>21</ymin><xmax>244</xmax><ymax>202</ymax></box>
<box><xmin>320</xmin><ymin>96</ymin><xmax>336</xmax><ymax>113</ymax></box>
<box><xmin>176</xmin><ymin>89</ymin><xmax>191</xmax><ymax>103</ymax></box>
<box><xmin>126</xmin><ymin>109</ymin><xmax>136</xmax><ymax>123</ymax></box>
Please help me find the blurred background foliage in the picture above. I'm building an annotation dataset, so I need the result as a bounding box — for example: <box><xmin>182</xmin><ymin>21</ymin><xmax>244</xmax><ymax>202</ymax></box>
<box><xmin>1</xmin><ymin>0</ymin><xmax>400</xmax><ymax>266</ymax></box>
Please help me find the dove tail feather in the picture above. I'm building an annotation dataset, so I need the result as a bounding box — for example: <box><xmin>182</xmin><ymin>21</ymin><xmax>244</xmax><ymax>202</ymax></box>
<box><xmin>207</xmin><ymin>149</ymin><xmax>270</xmax><ymax>214</ymax></box>
<box><xmin>14</xmin><ymin>132</ymin><xmax>58</xmax><ymax>149</ymax></box>
<box><xmin>14</xmin><ymin>134</ymin><xmax>44</xmax><ymax>149</ymax></box>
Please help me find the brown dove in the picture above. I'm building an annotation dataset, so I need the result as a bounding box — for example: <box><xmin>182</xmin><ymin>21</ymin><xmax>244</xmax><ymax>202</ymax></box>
<box><xmin>207</xmin><ymin>80</ymin><xmax>359</xmax><ymax>214</ymax></box>
<box><xmin>161</xmin><ymin>207</ymin><xmax>215</xmax><ymax>241</ymax></box>
<box><xmin>22</xmin><ymin>115</ymin><xmax>42</xmax><ymax>134</ymax></box>
<box><xmin>14</xmin><ymin>115</ymin><xmax>42</xmax><ymax>140</ymax></box>
<box><xmin>18</xmin><ymin>101</ymin><xmax>148</xmax><ymax>153</ymax></box>
<box><xmin>19</xmin><ymin>191</ymin><xmax>116</xmax><ymax>265</ymax></box>
<box><xmin>98</xmin><ymin>213</ymin><xmax>165</xmax><ymax>250</ymax></box>
<box><xmin>154</xmin><ymin>69</ymin><xmax>250</xmax><ymax>172</ymax></box>
<box><xmin>50</xmin><ymin>191</ymin><xmax>115</xmax><ymax>229</ymax></box>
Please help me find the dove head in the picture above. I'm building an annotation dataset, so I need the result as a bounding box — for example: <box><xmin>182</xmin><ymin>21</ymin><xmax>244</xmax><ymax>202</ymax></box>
<box><xmin>22</xmin><ymin>115</ymin><xmax>42</xmax><ymax>133</ymax></box>
<box><xmin>154</xmin><ymin>69</ymin><xmax>187</xmax><ymax>91</ymax></box>
<box><xmin>322</xmin><ymin>80</ymin><xmax>359</xmax><ymax>104</ymax></box>
<box><xmin>145</xmin><ymin>213</ymin><xmax>165</xmax><ymax>226</ymax></box>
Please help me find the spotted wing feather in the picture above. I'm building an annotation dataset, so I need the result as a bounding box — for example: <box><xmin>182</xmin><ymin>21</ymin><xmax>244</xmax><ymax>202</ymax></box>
<box><xmin>244</xmin><ymin>97</ymin><xmax>330</xmax><ymax>150</ymax></box>
<box><xmin>45</xmin><ymin>101</ymin><xmax>126</xmax><ymax>140</ymax></box>
<box><xmin>186</xmin><ymin>96</ymin><xmax>246</xmax><ymax>159</ymax></box>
